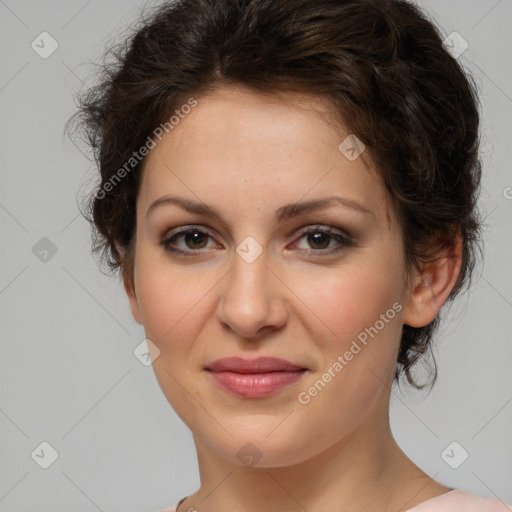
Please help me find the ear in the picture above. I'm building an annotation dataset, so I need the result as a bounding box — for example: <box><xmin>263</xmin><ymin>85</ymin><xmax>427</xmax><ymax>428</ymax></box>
<box><xmin>402</xmin><ymin>231</ymin><xmax>463</xmax><ymax>328</ymax></box>
<box><xmin>123</xmin><ymin>274</ymin><xmax>143</xmax><ymax>326</ymax></box>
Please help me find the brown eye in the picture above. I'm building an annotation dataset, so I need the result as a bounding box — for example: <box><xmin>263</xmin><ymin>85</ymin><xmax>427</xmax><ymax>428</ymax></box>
<box><xmin>160</xmin><ymin>224</ymin><xmax>353</xmax><ymax>257</ymax></box>
<box><xmin>293</xmin><ymin>226</ymin><xmax>353</xmax><ymax>254</ymax></box>
<box><xmin>160</xmin><ymin>227</ymin><xmax>215</xmax><ymax>254</ymax></box>
<box><xmin>306</xmin><ymin>231</ymin><xmax>331</xmax><ymax>250</ymax></box>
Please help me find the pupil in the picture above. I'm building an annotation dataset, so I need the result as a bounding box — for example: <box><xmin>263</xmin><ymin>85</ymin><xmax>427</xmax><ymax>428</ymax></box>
<box><xmin>186</xmin><ymin>232</ymin><xmax>206</xmax><ymax>248</ymax></box>
<box><xmin>309</xmin><ymin>232</ymin><xmax>329</xmax><ymax>249</ymax></box>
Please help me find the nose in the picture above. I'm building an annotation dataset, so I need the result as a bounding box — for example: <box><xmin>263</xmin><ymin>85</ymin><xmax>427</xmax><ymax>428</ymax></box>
<box><xmin>215</xmin><ymin>246</ymin><xmax>288</xmax><ymax>339</ymax></box>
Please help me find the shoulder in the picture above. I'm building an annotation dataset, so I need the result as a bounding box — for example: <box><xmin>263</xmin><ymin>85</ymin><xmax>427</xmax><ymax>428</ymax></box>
<box><xmin>407</xmin><ymin>489</ymin><xmax>512</xmax><ymax>511</ymax></box>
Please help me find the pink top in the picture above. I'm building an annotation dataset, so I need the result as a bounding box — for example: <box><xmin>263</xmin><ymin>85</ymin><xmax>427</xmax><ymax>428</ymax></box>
<box><xmin>159</xmin><ymin>489</ymin><xmax>512</xmax><ymax>512</ymax></box>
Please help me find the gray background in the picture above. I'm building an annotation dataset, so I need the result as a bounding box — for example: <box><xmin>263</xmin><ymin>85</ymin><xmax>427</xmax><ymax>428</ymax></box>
<box><xmin>0</xmin><ymin>0</ymin><xmax>511</xmax><ymax>511</ymax></box>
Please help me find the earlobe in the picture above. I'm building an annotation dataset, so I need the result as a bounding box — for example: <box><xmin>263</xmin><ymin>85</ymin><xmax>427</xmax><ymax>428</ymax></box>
<box><xmin>402</xmin><ymin>233</ymin><xmax>463</xmax><ymax>328</ymax></box>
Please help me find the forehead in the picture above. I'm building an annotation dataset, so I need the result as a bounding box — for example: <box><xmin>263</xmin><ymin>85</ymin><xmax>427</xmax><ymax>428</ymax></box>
<box><xmin>187</xmin><ymin>86</ymin><xmax>340</xmax><ymax>137</ymax></box>
<box><xmin>138</xmin><ymin>85</ymin><xmax>389</xmax><ymax>223</ymax></box>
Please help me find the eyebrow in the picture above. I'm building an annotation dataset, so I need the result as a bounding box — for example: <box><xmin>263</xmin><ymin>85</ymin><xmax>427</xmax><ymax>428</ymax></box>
<box><xmin>146</xmin><ymin>195</ymin><xmax>373</xmax><ymax>223</ymax></box>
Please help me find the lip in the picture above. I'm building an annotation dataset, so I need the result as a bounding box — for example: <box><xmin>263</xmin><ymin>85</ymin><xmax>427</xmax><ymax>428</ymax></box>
<box><xmin>205</xmin><ymin>356</ymin><xmax>306</xmax><ymax>373</ymax></box>
<box><xmin>205</xmin><ymin>357</ymin><xmax>307</xmax><ymax>398</ymax></box>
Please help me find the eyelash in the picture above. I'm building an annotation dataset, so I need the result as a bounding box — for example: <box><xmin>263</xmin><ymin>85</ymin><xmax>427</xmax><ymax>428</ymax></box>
<box><xmin>159</xmin><ymin>225</ymin><xmax>353</xmax><ymax>256</ymax></box>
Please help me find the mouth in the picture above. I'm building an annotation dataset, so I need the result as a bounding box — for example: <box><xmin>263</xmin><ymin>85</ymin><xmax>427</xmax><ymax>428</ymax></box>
<box><xmin>204</xmin><ymin>357</ymin><xmax>308</xmax><ymax>398</ymax></box>
<box><xmin>205</xmin><ymin>356</ymin><xmax>307</xmax><ymax>373</ymax></box>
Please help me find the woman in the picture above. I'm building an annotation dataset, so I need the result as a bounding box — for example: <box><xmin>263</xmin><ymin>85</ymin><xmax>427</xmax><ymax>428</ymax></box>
<box><xmin>69</xmin><ymin>0</ymin><xmax>511</xmax><ymax>510</ymax></box>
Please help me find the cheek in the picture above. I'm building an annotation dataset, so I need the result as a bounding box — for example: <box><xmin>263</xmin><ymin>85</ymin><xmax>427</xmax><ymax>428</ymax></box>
<box><xmin>292</xmin><ymin>260</ymin><xmax>404</xmax><ymax>409</ymax></box>
<box><xmin>291</xmin><ymin>268</ymin><xmax>403</xmax><ymax>436</ymax></box>
<box><xmin>134</xmin><ymin>251</ymin><xmax>219</xmax><ymax>350</ymax></box>
<box><xmin>292</xmin><ymin>260</ymin><xmax>402</xmax><ymax>343</ymax></box>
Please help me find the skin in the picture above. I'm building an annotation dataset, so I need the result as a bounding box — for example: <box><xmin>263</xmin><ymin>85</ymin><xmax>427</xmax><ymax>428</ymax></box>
<box><xmin>124</xmin><ymin>85</ymin><xmax>461</xmax><ymax>512</ymax></box>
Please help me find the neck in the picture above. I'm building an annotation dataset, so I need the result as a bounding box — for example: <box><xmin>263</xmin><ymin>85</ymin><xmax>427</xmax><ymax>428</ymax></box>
<box><xmin>177</xmin><ymin>402</ymin><xmax>442</xmax><ymax>512</ymax></box>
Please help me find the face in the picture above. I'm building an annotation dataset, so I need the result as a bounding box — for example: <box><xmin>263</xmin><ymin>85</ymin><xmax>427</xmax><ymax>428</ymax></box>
<box><xmin>127</xmin><ymin>85</ymin><xmax>416</xmax><ymax>468</ymax></box>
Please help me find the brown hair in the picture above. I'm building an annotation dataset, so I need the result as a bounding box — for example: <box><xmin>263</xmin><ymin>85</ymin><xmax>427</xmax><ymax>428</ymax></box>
<box><xmin>67</xmin><ymin>0</ymin><xmax>483</xmax><ymax>390</ymax></box>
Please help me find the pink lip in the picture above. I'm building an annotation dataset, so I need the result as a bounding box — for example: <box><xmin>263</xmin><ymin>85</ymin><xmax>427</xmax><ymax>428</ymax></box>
<box><xmin>205</xmin><ymin>356</ymin><xmax>306</xmax><ymax>373</ymax></box>
<box><xmin>205</xmin><ymin>357</ymin><xmax>307</xmax><ymax>398</ymax></box>
<box><xmin>208</xmin><ymin>370</ymin><xmax>306</xmax><ymax>398</ymax></box>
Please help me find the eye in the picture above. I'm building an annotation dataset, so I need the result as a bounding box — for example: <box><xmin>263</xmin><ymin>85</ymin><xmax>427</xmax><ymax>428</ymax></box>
<box><xmin>292</xmin><ymin>225</ymin><xmax>353</xmax><ymax>254</ymax></box>
<box><xmin>160</xmin><ymin>226</ymin><xmax>216</xmax><ymax>255</ymax></box>
<box><xmin>160</xmin><ymin>225</ymin><xmax>353</xmax><ymax>256</ymax></box>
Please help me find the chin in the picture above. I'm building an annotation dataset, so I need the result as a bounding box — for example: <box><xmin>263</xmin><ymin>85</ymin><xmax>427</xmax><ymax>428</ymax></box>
<box><xmin>201</xmin><ymin>421</ymin><xmax>324</xmax><ymax>469</ymax></box>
